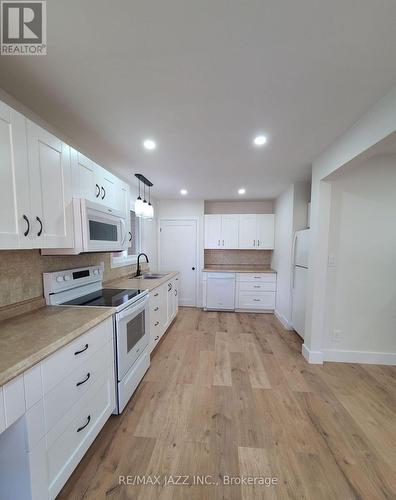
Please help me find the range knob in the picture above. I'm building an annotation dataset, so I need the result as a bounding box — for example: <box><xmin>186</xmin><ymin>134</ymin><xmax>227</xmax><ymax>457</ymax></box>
<box><xmin>56</xmin><ymin>276</ymin><xmax>63</xmax><ymax>283</ymax></box>
<box><xmin>64</xmin><ymin>275</ymin><xmax>71</xmax><ymax>281</ymax></box>
<box><xmin>93</xmin><ymin>269</ymin><xmax>99</xmax><ymax>276</ymax></box>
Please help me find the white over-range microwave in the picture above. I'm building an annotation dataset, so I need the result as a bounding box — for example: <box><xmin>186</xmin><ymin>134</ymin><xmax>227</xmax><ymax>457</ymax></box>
<box><xmin>42</xmin><ymin>198</ymin><xmax>128</xmax><ymax>255</ymax></box>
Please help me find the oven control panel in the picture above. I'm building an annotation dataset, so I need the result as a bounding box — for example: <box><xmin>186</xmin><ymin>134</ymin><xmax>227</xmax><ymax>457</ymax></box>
<box><xmin>43</xmin><ymin>265</ymin><xmax>104</xmax><ymax>296</ymax></box>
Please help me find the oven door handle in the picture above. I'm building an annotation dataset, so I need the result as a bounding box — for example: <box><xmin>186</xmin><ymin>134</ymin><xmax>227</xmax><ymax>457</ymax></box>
<box><xmin>116</xmin><ymin>297</ymin><xmax>148</xmax><ymax>321</ymax></box>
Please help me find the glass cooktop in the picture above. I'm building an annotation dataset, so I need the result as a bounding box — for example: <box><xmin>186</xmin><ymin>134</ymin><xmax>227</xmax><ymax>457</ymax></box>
<box><xmin>63</xmin><ymin>288</ymin><xmax>143</xmax><ymax>308</ymax></box>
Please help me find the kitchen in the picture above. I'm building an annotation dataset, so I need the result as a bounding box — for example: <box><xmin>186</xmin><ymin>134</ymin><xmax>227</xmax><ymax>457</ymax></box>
<box><xmin>1</xmin><ymin>2</ymin><xmax>396</xmax><ymax>499</ymax></box>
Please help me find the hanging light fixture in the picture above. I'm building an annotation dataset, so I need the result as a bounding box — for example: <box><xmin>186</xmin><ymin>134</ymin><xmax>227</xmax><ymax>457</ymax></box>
<box><xmin>135</xmin><ymin>174</ymin><xmax>154</xmax><ymax>219</ymax></box>
<box><xmin>134</xmin><ymin>177</ymin><xmax>145</xmax><ymax>217</ymax></box>
<box><xmin>146</xmin><ymin>185</ymin><xmax>154</xmax><ymax>220</ymax></box>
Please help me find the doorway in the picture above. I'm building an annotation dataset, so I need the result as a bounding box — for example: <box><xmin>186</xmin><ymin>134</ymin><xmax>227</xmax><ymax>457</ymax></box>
<box><xmin>158</xmin><ymin>219</ymin><xmax>198</xmax><ymax>306</ymax></box>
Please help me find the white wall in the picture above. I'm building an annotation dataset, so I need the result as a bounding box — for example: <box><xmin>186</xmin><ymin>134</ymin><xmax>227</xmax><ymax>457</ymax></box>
<box><xmin>204</xmin><ymin>200</ymin><xmax>273</xmax><ymax>214</ymax></box>
<box><xmin>323</xmin><ymin>156</ymin><xmax>396</xmax><ymax>359</ymax></box>
<box><xmin>272</xmin><ymin>182</ymin><xmax>310</xmax><ymax>329</ymax></box>
<box><xmin>304</xmin><ymin>83</ymin><xmax>396</xmax><ymax>364</ymax></box>
<box><xmin>157</xmin><ymin>199</ymin><xmax>205</xmax><ymax>306</ymax></box>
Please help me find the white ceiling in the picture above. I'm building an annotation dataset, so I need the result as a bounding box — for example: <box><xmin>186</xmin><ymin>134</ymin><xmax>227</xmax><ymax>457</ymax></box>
<box><xmin>1</xmin><ymin>0</ymin><xmax>396</xmax><ymax>200</ymax></box>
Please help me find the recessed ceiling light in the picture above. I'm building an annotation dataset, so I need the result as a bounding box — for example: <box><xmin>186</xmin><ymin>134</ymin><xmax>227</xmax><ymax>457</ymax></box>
<box><xmin>238</xmin><ymin>188</ymin><xmax>246</xmax><ymax>195</ymax></box>
<box><xmin>253</xmin><ymin>135</ymin><xmax>267</xmax><ymax>146</ymax></box>
<box><xmin>180</xmin><ymin>189</ymin><xmax>188</xmax><ymax>195</ymax></box>
<box><xmin>143</xmin><ymin>139</ymin><xmax>156</xmax><ymax>150</ymax></box>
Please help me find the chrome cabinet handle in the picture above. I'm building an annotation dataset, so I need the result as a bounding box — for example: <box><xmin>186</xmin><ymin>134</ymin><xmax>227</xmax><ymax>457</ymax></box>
<box><xmin>222</xmin><ymin>240</ymin><xmax>224</xmax><ymax>246</ymax></box>
<box><xmin>253</xmin><ymin>240</ymin><xmax>255</xmax><ymax>246</ymax></box>
<box><xmin>76</xmin><ymin>372</ymin><xmax>90</xmax><ymax>387</ymax></box>
<box><xmin>74</xmin><ymin>344</ymin><xmax>88</xmax><ymax>355</ymax></box>
<box><xmin>77</xmin><ymin>415</ymin><xmax>91</xmax><ymax>433</ymax></box>
<box><xmin>95</xmin><ymin>184</ymin><xmax>100</xmax><ymax>197</ymax></box>
<box><xmin>253</xmin><ymin>299</ymin><xmax>260</xmax><ymax>302</ymax></box>
<box><xmin>218</xmin><ymin>240</ymin><xmax>220</xmax><ymax>246</ymax></box>
<box><xmin>155</xmin><ymin>321</ymin><xmax>159</xmax><ymax>326</ymax></box>
<box><xmin>129</xmin><ymin>231</ymin><xmax>132</xmax><ymax>242</ymax></box>
<box><xmin>154</xmin><ymin>306</ymin><xmax>159</xmax><ymax>311</ymax></box>
<box><xmin>168</xmin><ymin>283</ymin><xmax>172</xmax><ymax>291</ymax></box>
<box><xmin>36</xmin><ymin>216</ymin><xmax>43</xmax><ymax>236</ymax></box>
<box><xmin>154</xmin><ymin>293</ymin><xmax>159</xmax><ymax>297</ymax></box>
<box><xmin>254</xmin><ymin>285</ymin><xmax>261</xmax><ymax>288</ymax></box>
<box><xmin>101</xmin><ymin>186</ymin><xmax>106</xmax><ymax>199</ymax></box>
<box><xmin>155</xmin><ymin>335</ymin><xmax>159</xmax><ymax>341</ymax></box>
<box><xmin>23</xmin><ymin>215</ymin><xmax>30</xmax><ymax>236</ymax></box>
<box><xmin>257</xmin><ymin>239</ymin><xmax>260</xmax><ymax>246</ymax></box>
<box><xmin>175</xmin><ymin>290</ymin><xmax>177</xmax><ymax>296</ymax></box>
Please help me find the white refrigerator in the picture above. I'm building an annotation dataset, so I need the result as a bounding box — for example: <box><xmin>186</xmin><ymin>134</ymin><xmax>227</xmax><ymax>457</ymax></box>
<box><xmin>291</xmin><ymin>229</ymin><xmax>310</xmax><ymax>338</ymax></box>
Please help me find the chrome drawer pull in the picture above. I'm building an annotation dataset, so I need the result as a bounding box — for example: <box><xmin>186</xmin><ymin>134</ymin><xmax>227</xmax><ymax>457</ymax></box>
<box><xmin>77</xmin><ymin>415</ymin><xmax>91</xmax><ymax>433</ymax></box>
<box><xmin>76</xmin><ymin>372</ymin><xmax>91</xmax><ymax>387</ymax></box>
<box><xmin>253</xmin><ymin>299</ymin><xmax>260</xmax><ymax>302</ymax></box>
<box><xmin>155</xmin><ymin>321</ymin><xmax>159</xmax><ymax>326</ymax></box>
<box><xmin>254</xmin><ymin>285</ymin><xmax>261</xmax><ymax>288</ymax></box>
<box><xmin>154</xmin><ymin>293</ymin><xmax>159</xmax><ymax>297</ymax></box>
<box><xmin>74</xmin><ymin>344</ymin><xmax>88</xmax><ymax>355</ymax></box>
<box><xmin>154</xmin><ymin>306</ymin><xmax>159</xmax><ymax>311</ymax></box>
<box><xmin>155</xmin><ymin>335</ymin><xmax>159</xmax><ymax>341</ymax></box>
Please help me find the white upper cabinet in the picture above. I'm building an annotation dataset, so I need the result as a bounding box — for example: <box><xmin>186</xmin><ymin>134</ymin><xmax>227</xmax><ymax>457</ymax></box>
<box><xmin>238</xmin><ymin>214</ymin><xmax>257</xmax><ymax>249</ymax></box>
<box><xmin>204</xmin><ymin>214</ymin><xmax>239</xmax><ymax>249</ymax></box>
<box><xmin>238</xmin><ymin>214</ymin><xmax>275</xmax><ymax>249</ymax></box>
<box><xmin>0</xmin><ymin>102</ymin><xmax>30</xmax><ymax>249</ymax></box>
<box><xmin>256</xmin><ymin>214</ymin><xmax>275</xmax><ymax>249</ymax></box>
<box><xmin>204</xmin><ymin>215</ymin><xmax>222</xmax><ymax>249</ymax></box>
<box><xmin>221</xmin><ymin>214</ymin><xmax>239</xmax><ymax>248</ymax></box>
<box><xmin>27</xmin><ymin>121</ymin><xmax>74</xmax><ymax>248</ymax></box>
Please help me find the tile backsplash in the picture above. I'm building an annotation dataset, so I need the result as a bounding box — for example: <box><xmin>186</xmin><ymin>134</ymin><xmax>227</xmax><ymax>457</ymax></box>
<box><xmin>204</xmin><ymin>249</ymin><xmax>272</xmax><ymax>266</ymax></box>
<box><xmin>0</xmin><ymin>250</ymin><xmax>145</xmax><ymax>309</ymax></box>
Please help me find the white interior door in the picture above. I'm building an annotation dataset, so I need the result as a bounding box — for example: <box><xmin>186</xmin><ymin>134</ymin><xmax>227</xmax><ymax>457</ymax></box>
<box><xmin>159</xmin><ymin>219</ymin><xmax>198</xmax><ymax>306</ymax></box>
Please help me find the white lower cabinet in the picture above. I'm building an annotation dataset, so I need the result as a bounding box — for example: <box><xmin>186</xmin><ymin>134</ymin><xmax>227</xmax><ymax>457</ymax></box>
<box><xmin>0</xmin><ymin>317</ymin><xmax>115</xmax><ymax>500</ymax></box>
<box><xmin>236</xmin><ymin>273</ymin><xmax>276</xmax><ymax>311</ymax></box>
<box><xmin>202</xmin><ymin>271</ymin><xmax>277</xmax><ymax>312</ymax></box>
<box><xmin>149</xmin><ymin>275</ymin><xmax>179</xmax><ymax>353</ymax></box>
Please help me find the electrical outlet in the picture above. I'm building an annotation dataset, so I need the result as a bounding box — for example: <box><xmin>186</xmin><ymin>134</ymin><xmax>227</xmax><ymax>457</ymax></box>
<box><xmin>332</xmin><ymin>329</ymin><xmax>341</xmax><ymax>342</ymax></box>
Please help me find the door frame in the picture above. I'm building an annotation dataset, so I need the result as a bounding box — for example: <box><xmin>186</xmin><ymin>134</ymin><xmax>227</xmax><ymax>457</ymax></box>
<box><xmin>157</xmin><ymin>217</ymin><xmax>200</xmax><ymax>307</ymax></box>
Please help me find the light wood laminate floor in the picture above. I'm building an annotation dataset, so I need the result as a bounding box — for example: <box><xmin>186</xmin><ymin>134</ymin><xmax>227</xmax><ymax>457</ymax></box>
<box><xmin>58</xmin><ymin>308</ymin><xmax>396</xmax><ymax>499</ymax></box>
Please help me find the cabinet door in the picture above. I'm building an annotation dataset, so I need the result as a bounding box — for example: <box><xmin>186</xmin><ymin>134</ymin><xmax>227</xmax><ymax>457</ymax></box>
<box><xmin>27</xmin><ymin>121</ymin><xmax>74</xmax><ymax>248</ymax></box>
<box><xmin>221</xmin><ymin>214</ymin><xmax>239</xmax><ymax>249</ymax></box>
<box><xmin>238</xmin><ymin>214</ymin><xmax>257</xmax><ymax>249</ymax></box>
<box><xmin>0</xmin><ymin>103</ymin><xmax>31</xmax><ymax>249</ymax></box>
<box><xmin>204</xmin><ymin>215</ymin><xmax>222</xmax><ymax>249</ymax></box>
<box><xmin>75</xmin><ymin>151</ymin><xmax>98</xmax><ymax>201</ymax></box>
<box><xmin>98</xmin><ymin>167</ymin><xmax>116</xmax><ymax>208</ymax></box>
<box><xmin>257</xmin><ymin>214</ymin><xmax>275</xmax><ymax>249</ymax></box>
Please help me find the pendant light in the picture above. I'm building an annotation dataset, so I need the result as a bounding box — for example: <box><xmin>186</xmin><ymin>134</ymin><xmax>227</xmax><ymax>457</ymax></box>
<box><xmin>146</xmin><ymin>186</ymin><xmax>154</xmax><ymax>220</ymax></box>
<box><xmin>134</xmin><ymin>178</ymin><xmax>145</xmax><ymax>217</ymax></box>
<box><xmin>134</xmin><ymin>174</ymin><xmax>154</xmax><ymax>219</ymax></box>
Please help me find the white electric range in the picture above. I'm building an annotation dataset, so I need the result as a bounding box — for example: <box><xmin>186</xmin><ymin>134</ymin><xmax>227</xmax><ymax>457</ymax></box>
<box><xmin>43</xmin><ymin>265</ymin><xmax>150</xmax><ymax>413</ymax></box>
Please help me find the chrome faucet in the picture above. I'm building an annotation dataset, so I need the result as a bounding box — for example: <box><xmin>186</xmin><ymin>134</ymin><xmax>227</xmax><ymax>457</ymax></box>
<box><xmin>135</xmin><ymin>253</ymin><xmax>149</xmax><ymax>277</ymax></box>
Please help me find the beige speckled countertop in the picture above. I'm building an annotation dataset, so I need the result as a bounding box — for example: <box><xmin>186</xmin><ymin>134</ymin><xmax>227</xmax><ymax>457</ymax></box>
<box><xmin>0</xmin><ymin>306</ymin><xmax>115</xmax><ymax>387</ymax></box>
<box><xmin>203</xmin><ymin>265</ymin><xmax>276</xmax><ymax>273</ymax></box>
<box><xmin>105</xmin><ymin>271</ymin><xmax>179</xmax><ymax>291</ymax></box>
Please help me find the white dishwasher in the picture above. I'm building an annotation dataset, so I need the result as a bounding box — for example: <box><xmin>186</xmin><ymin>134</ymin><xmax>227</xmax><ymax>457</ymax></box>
<box><xmin>205</xmin><ymin>273</ymin><xmax>235</xmax><ymax>310</ymax></box>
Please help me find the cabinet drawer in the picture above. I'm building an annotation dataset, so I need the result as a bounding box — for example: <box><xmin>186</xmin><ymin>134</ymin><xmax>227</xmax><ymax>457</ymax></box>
<box><xmin>237</xmin><ymin>291</ymin><xmax>275</xmax><ymax>310</ymax></box>
<box><xmin>47</xmin><ymin>366</ymin><xmax>114</xmax><ymax>498</ymax></box>
<box><xmin>150</xmin><ymin>286</ymin><xmax>164</xmax><ymax>309</ymax></box>
<box><xmin>237</xmin><ymin>273</ymin><xmax>276</xmax><ymax>283</ymax></box>
<box><xmin>44</xmin><ymin>341</ymin><xmax>112</xmax><ymax>432</ymax></box>
<box><xmin>238</xmin><ymin>281</ymin><xmax>276</xmax><ymax>292</ymax></box>
<box><xmin>2</xmin><ymin>375</ymin><xmax>25</xmax><ymax>429</ymax></box>
<box><xmin>0</xmin><ymin>387</ymin><xmax>5</xmax><ymax>434</ymax></box>
<box><xmin>42</xmin><ymin>317</ymin><xmax>112</xmax><ymax>394</ymax></box>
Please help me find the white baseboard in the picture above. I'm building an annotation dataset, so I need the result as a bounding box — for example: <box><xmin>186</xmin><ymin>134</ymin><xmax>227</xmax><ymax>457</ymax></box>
<box><xmin>274</xmin><ymin>310</ymin><xmax>293</xmax><ymax>330</ymax></box>
<box><xmin>323</xmin><ymin>349</ymin><xmax>396</xmax><ymax>365</ymax></box>
<box><xmin>302</xmin><ymin>344</ymin><xmax>323</xmax><ymax>364</ymax></box>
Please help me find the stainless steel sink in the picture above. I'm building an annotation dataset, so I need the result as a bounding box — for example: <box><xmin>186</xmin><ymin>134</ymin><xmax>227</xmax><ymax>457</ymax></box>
<box><xmin>132</xmin><ymin>273</ymin><xmax>166</xmax><ymax>280</ymax></box>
